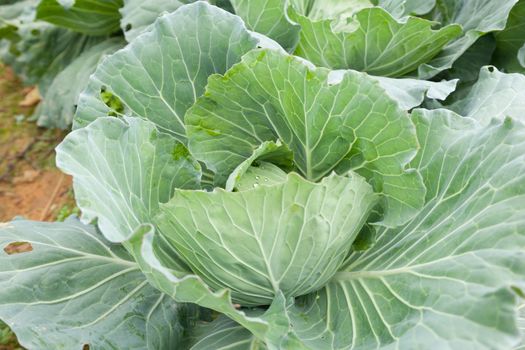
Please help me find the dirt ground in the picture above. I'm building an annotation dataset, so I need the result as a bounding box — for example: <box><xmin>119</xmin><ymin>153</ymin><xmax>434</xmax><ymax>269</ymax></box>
<box><xmin>0</xmin><ymin>65</ymin><xmax>75</xmax><ymax>222</ymax></box>
<box><xmin>0</xmin><ymin>65</ymin><xmax>78</xmax><ymax>350</ymax></box>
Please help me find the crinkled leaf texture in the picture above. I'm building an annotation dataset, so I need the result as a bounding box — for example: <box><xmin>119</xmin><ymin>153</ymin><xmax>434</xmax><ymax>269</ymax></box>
<box><xmin>36</xmin><ymin>0</ymin><xmax>123</xmax><ymax>35</ymax></box>
<box><xmin>74</xmin><ymin>1</ymin><xmax>261</xmax><ymax>142</ymax></box>
<box><xmin>187</xmin><ymin>48</ymin><xmax>425</xmax><ymax>227</ymax></box>
<box><xmin>156</xmin><ymin>172</ymin><xmax>377</xmax><ymax>306</ymax></box>
<box><xmin>0</xmin><ymin>218</ymin><xmax>198</xmax><ymax>350</ymax></box>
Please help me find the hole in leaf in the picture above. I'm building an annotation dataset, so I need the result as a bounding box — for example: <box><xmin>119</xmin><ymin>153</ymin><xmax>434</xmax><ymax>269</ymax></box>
<box><xmin>124</xmin><ymin>23</ymin><xmax>132</xmax><ymax>32</ymax></box>
<box><xmin>4</xmin><ymin>241</ymin><xmax>33</xmax><ymax>255</ymax></box>
<box><xmin>100</xmin><ymin>86</ymin><xmax>124</xmax><ymax>116</ymax></box>
<box><xmin>488</xmin><ymin>66</ymin><xmax>495</xmax><ymax>73</ymax></box>
<box><xmin>512</xmin><ymin>286</ymin><xmax>525</xmax><ymax>298</ymax></box>
<box><xmin>82</xmin><ymin>344</ymin><xmax>90</xmax><ymax>350</ymax></box>
<box><xmin>172</xmin><ymin>143</ymin><xmax>191</xmax><ymax>161</ymax></box>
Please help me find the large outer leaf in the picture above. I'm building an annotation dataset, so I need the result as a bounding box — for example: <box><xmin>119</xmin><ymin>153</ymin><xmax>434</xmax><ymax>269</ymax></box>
<box><xmin>156</xmin><ymin>172</ymin><xmax>377</xmax><ymax>306</ymax></box>
<box><xmin>74</xmin><ymin>1</ymin><xmax>260</xmax><ymax>142</ymax></box>
<box><xmin>286</xmin><ymin>109</ymin><xmax>525</xmax><ymax>349</ymax></box>
<box><xmin>119</xmin><ymin>0</ymin><xmax>194</xmax><ymax>42</ymax></box>
<box><xmin>129</xmin><ymin>225</ymin><xmax>278</xmax><ymax>346</ymax></box>
<box><xmin>419</xmin><ymin>0</ymin><xmax>518</xmax><ymax>78</ymax></box>
<box><xmin>58</xmin><ymin>99</ymin><xmax>286</xmax><ymax>347</ymax></box>
<box><xmin>229</xmin><ymin>0</ymin><xmax>300</xmax><ymax>51</ymax></box>
<box><xmin>56</xmin><ymin>116</ymin><xmax>201</xmax><ymax>243</ymax></box>
<box><xmin>493</xmin><ymin>0</ymin><xmax>525</xmax><ymax>73</ymax></box>
<box><xmin>36</xmin><ymin>0</ymin><xmax>123</xmax><ymax>35</ymax></box>
<box><xmin>291</xmin><ymin>7</ymin><xmax>461</xmax><ymax>76</ymax></box>
<box><xmin>186</xmin><ymin>49</ymin><xmax>425</xmax><ymax>227</ymax></box>
<box><xmin>0</xmin><ymin>219</ymin><xmax>196</xmax><ymax>349</ymax></box>
<box><xmin>133</xmin><ymin>225</ymin><xmax>312</xmax><ymax>348</ymax></box>
<box><xmin>35</xmin><ymin>38</ymin><xmax>125</xmax><ymax>129</ymax></box>
<box><xmin>448</xmin><ymin>66</ymin><xmax>525</xmax><ymax>125</ymax></box>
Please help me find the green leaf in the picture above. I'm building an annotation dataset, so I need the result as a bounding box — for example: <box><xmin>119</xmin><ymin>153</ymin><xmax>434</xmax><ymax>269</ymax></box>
<box><xmin>0</xmin><ymin>219</ymin><xmax>197</xmax><ymax>349</ymax></box>
<box><xmin>0</xmin><ymin>0</ymin><xmax>33</xmax><ymax>31</ymax></box>
<box><xmin>231</xmin><ymin>162</ymin><xmax>288</xmax><ymax>192</ymax></box>
<box><xmin>35</xmin><ymin>38</ymin><xmax>125</xmax><ymax>129</ymax></box>
<box><xmin>439</xmin><ymin>35</ymin><xmax>496</xmax><ymax>85</ymax></box>
<box><xmin>325</xmin><ymin>72</ymin><xmax>462</xmax><ymax>106</ymax></box>
<box><xmin>155</xmin><ymin>172</ymin><xmax>377</xmax><ymax>306</ymax></box>
<box><xmin>56</xmin><ymin>116</ymin><xmax>201</xmax><ymax>243</ymax></box>
<box><xmin>229</xmin><ymin>0</ymin><xmax>301</xmax><ymax>51</ymax></box>
<box><xmin>419</xmin><ymin>0</ymin><xmax>518</xmax><ymax>78</ymax></box>
<box><xmin>0</xmin><ymin>21</ymin><xmax>105</xmax><ymax>89</ymax></box>
<box><xmin>291</xmin><ymin>0</ymin><xmax>373</xmax><ymax>24</ymax></box>
<box><xmin>518</xmin><ymin>45</ymin><xmax>525</xmax><ymax>67</ymax></box>
<box><xmin>36</xmin><ymin>0</ymin><xmax>123</xmax><ymax>35</ymax></box>
<box><xmin>74</xmin><ymin>1</ymin><xmax>260</xmax><ymax>142</ymax></box>
<box><xmin>448</xmin><ymin>66</ymin><xmax>525</xmax><ymax>125</ymax></box>
<box><xmin>436</xmin><ymin>0</ymin><xmax>518</xmax><ymax>33</ymax></box>
<box><xmin>187</xmin><ymin>49</ymin><xmax>425</xmax><ymax>226</ymax></box>
<box><xmin>188</xmin><ymin>316</ymin><xmax>266</xmax><ymax>349</ymax></box>
<box><xmin>493</xmin><ymin>0</ymin><xmax>525</xmax><ymax>73</ymax></box>
<box><xmin>290</xmin><ymin>7</ymin><xmax>461</xmax><ymax>76</ymax></box>
<box><xmin>364</xmin><ymin>74</ymin><xmax>458</xmax><ymax>110</ymax></box>
<box><xmin>128</xmin><ymin>225</ymin><xmax>272</xmax><ymax>344</ymax></box>
<box><xmin>375</xmin><ymin>0</ymin><xmax>436</xmax><ymax>18</ymax></box>
<box><xmin>119</xmin><ymin>0</ymin><xmax>194</xmax><ymax>42</ymax></box>
<box><xmin>225</xmin><ymin>140</ymin><xmax>293</xmax><ymax>192</ymax></box>
<box><xmin>516</xmin><ymin>303</ymin><xmax>525</xmax><ymax>350</ymax></box>
<box><xmin>287</xmin><ymin>109</ymin><xmax>525</xmax><ymax>349</ymax></box>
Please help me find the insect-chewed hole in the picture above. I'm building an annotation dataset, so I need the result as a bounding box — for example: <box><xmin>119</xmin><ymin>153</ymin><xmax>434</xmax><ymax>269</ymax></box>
<box><xmin>4</xmin><ymin>241</ymin><xmax>33</xmax><ymax>255</ymax></box>
<box><xmin>124</xmin><ymin>23</ymin><xmax>132</xmax><ymax>32</ymax></box>
<box><xmin>83</xmin><ymin>344</ymin><xmax>90</xmax><ymax>350</ymax></box>
<box><xmin>100</xmin><ymin>86</ymin><xmax>125</xmax><ymax>116</ymax></box>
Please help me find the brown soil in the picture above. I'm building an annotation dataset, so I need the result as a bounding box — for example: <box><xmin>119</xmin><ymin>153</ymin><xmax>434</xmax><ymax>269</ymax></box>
<box><xmin>0</xmin><ymin>65</ymin><xmax>79</xmax><ymax>350</ymax></box>
<box><xmin>0</xmin><ymin>65</ymin><xmax>74</xmax><ymax>222</ymax></box>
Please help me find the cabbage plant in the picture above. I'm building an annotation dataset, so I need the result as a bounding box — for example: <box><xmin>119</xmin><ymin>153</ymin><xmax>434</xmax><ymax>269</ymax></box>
<box><xmin>1</xmin><ymin>1</ymin><xmax>525</xmax><ymax>349</ymax></box>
